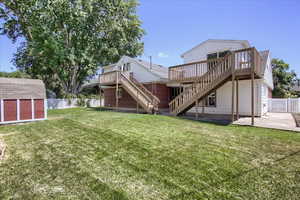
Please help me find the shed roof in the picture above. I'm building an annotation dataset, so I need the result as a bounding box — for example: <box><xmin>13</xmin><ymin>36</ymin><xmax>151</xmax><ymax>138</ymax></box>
<box><xmin>0</xmin><ymin>78</ymin><xmax>46</xmax><ymax>99</ymax></box>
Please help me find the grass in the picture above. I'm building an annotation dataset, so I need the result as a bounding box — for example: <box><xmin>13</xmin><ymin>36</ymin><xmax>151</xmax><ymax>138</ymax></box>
<box><xmin>0</xmin><ymin>108</ymin><xmax>299</xmax><ymax>200</ymax></box>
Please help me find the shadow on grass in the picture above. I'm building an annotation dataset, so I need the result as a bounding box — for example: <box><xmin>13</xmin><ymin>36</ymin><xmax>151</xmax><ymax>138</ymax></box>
<box><xmin>87</xmin><ymin>107</ymin><xmax>232</xmax><ymax>126</ymax></box>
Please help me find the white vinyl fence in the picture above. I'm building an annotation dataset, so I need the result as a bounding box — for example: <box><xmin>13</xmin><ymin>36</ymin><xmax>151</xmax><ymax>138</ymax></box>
<box><xmin>47</xmin><ymin>98</ymin><xmax>103</xmax><ymax>109</ymax></box>
<box><xmin>268</xmin><ymin>98</ymin><xmax>300</xmax><ymax>113</ymax></box>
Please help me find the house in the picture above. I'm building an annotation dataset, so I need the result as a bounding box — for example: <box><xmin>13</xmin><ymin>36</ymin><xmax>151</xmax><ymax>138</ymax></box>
<box><xmin>99</xmin><ymin>39</ymin><xmax>273</xmax><ymax>124</ymax></box>
<box><xmin>292</xmin><ymin>80</ymin><xmax>300</xmax><ymax>92</ymax></box>
<box><xmin>0</xmin><ymin>78</ymin><xmax>47</xmax><ymax>124</ymax></box>
<box><xmin>99</xmin><ymin>56</ymin><xmax>170</xmax><ymax>113</ymax></box>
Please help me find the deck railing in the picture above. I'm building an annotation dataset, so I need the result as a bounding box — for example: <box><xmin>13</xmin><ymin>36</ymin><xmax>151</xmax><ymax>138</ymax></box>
<box><xmin>99</xmin><ymin>70</ymin><xmax>160</xmax><ymax>112</ymax></box>
<box><xmin>99</xmin><ymin>71</ymin><xmax>118</xmax><ymax>85</ymax></box>
<box><xmin>168</xmin><ymin>47</ymin><xmax>262</xmax><ymax>82</ymax></box>
<box><xmin>169</xmin><ymin>53</ymin><xmax>233</xmax><ymax>114</ymax></box>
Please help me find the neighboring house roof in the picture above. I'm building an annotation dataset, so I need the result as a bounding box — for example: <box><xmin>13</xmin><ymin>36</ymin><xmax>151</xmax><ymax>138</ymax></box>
<box><xmin>181</xmin><ymin>39</ymin><xmax>251</xmax><ymax>58</ymax></box>
<box><xmin>0</xmin><ymin>78</ymin><xmax>46</xmax><ymax>99</ymax></box>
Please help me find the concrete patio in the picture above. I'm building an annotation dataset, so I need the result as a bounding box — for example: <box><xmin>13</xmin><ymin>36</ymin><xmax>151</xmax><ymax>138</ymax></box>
<box><xmin>234</xmin><ymin>112</ymin><xmax>300</xmax><ymax>132</ymax></box>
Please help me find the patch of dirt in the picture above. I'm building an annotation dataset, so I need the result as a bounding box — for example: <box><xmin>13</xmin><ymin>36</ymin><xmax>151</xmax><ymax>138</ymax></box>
<box><xmin>0</xmin><ymin>139</ymin><xmax>6</xmax><ymax>160</ymax></box>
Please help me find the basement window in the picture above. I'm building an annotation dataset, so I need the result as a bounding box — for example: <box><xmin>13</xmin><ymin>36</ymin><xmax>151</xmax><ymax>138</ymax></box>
<box><xmin>205</xmin><ymin>91</ymin><xmax>216</xmax><ymax>107</ymax></box>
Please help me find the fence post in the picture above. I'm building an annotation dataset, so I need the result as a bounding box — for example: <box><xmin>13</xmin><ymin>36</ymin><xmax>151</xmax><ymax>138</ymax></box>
<box><xmin>299</xmin><ymin>98</ymin><xmax>300</xmax><ymax>113</ymax></box>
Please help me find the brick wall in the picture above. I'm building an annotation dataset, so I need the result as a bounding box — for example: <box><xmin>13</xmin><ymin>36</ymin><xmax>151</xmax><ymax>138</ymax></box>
<box><xmin>103</xmin><ymin>83</ymin><xmax>170</xmax><ymax>109</ymax></box>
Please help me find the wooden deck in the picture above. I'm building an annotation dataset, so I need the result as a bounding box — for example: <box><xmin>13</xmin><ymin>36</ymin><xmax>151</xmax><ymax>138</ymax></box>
<box><xmin>99</xmin><ymin>71</ymin><xmax>160</xmax><ymax>114</ymax></box>
<box><xmin>168</xmin><ymin>47</ymin><xmax>263</xmax><ymax>83</ymax></box>
<box><xmin>168</xmin><ymin>48</ymin><xmax>263</xmax><ymax>123</ymax></box>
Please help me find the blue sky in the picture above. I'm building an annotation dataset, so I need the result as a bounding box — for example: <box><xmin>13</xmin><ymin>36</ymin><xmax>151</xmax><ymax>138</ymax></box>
<box><xmin>1</xmin><ymin>0</ymin><xmax>300</xmax><ymax>75</ymax></box>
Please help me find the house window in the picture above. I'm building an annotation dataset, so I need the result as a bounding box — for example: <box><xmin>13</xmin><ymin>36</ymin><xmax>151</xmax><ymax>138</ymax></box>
<box><xmin>123</xmin><ymin>63</ymin><xmax>131</xmax><ymax>71</ymax></box>
<box><xmin>119</xmin><ymin>63</ymin><xmax>131</xmax><ymax>71</ymax></box>
<box><xmin>205</xmin><ymin>91</ymin><xmax>216</xmax><ymax>107</ymax></box>
<box><xmin>207</xmin><ymin>50</ymin><xmax>230</xmax><ymax>71</ymax></box>
<box><xmin>207</xmin><ymin>50</ymin><xmax>230</xmax><ymax>60</ymax></box>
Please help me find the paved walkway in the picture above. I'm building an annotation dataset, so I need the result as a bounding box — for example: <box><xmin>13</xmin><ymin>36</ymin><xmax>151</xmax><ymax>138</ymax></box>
<box><xmin>234</xmin><ymin>113</ymin><xmax>300</xmax><ymax>132</ymax></box>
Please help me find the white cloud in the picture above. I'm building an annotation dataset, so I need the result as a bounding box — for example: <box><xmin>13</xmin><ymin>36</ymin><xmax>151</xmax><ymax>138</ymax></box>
<box><xmin>158</xmin><ymin>52</ymin><xmax>168</xmax><ymax>58</ymax></box>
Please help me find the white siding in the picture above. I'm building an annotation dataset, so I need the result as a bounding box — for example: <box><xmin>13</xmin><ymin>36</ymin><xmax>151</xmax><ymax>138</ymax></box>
<box><xmin>182</xmin><ymin>41</ymin><xmax>248</xmax><ymax>63</ymax></box>
<box><xmin>102</xmin><ymin>56</ymin><xmax>162</xmax><ymax>83</ymax></box>
<box><xmin>189</xmin><ymin>79</ymin><xmax>264</xmax><ymax>116</ymax></box>
<box><xmin>261</xmin><ymin>83</ymin><xmax>269</xmax><ymax>115</ymax></box>
<box><xmin>263</xmin><ymin>53</ymin><xmax>274</xmax><ymax>89</ymax></box>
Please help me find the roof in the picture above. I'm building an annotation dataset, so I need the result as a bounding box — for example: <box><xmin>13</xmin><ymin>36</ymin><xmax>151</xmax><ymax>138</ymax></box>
<box><xmin>259</xmin><ymin>50</ymin><xmax>270</xmax><ymax>73</ymax></box>
<box><xmin>0</xmin><ymin>78</ymin><xmax>46</xmax><ymax>99</ymax></box>
<box><xmin>133</xmin><ymin>58</ymin><xmax>168</xmax><ymax>79</ymax></box>
<box><xmin>181</xmin><ymin>39</ymin><xmax>251</xmax><ymax>58</ymax></box>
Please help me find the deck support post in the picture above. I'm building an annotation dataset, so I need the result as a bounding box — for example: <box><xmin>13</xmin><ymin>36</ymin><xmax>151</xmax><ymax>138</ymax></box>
<box><xmin>202</xmin><ymin>99</ymin><xmax>205</xmax><ymax>114</ymax></box>
<box><xmin>195</xmin><ymin>99</ymin><xmax>199</xmax><ymax>120</ymax></box>
<box><xmin>115</xmin><ymin>71</ymin><xmax>119</xmax><ymax>111</ymax></box>
<box><xmin>99</xmin><ymin>86</ymin><xmax>102</xmax><ymax>107</ymax></box>
<box><xmin>251</xmin><ymin>67</ymin><xmax>254</xmax><ymax>126</ymax></box>
<box><xmin>231</xmin><ymin>54</ymin><xmax>235</xmax><ymax>122</ymax></box>
<box><xmin>251</xmin><ymin>60</ymin><xmax>255</xmax><ymax>126</ymax></box>
<box><xmin>136</xmin><ymin>91</ymin><xmax>139</xmax><ymax>113</ymax></box>
<box><xmin>236</xmin><ymin>78</ymin><xmax>239</xmax><ymax>120</ymax></box>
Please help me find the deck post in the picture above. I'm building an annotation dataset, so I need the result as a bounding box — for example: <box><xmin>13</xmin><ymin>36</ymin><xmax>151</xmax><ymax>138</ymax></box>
<box><xmin>115</xmin><ymin>71</ymin><xmax>119</xmax><ymax>111</ymax></box>
<box><xmin>231</xmin><ymin>53</ymin><xmax>235</xmax><ymax>122</ymax></box>
<box><xmin>236</xmin><ymin>78</ymin><xmax>239</xmax><ymax>120</ymax></box>
<box><xmin>251</xmin><ymin>48</ymin><xmax>255</xmax><ymax>126</ymax></box>
<box><xmin>99</xmin><ymin>86</ymin><xmax>102</xmax><ymax>107</ymax></box>
<box><xmin>195</xmin><ymin>99</ymin><xmax>199</xmax><ymax>120</ymax></box>
<box><xmin>202</xmin><ymin>99</ymin><xmax>205</xmax><ymax>114</ymax></box>
<box><xmin>136</xmin><ymin>91</ymin><xmax>139</xmax><ymax>113</ymax></box>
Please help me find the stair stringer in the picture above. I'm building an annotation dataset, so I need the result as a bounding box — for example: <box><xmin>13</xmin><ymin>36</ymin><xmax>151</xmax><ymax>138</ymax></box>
<box><xmin>119</xmin><ymin>73</ymin><xmax>155</xmax><ymax>114</ymax></box>
<box><xmin>173</xmin><ymin>70</ymin><xmax>232</xmax><ymax>115</ymax></box>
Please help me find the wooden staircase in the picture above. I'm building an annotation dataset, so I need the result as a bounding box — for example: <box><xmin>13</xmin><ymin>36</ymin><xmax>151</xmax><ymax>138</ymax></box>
<box><xmin>117</xmin><ymin>72</ymin><xmax>160</xmax><ymax>114</ymax></box>
<box><xmin>169</xmin><ymin>52</ymin><xmax>236</xmax><ymax>115</ymax></box>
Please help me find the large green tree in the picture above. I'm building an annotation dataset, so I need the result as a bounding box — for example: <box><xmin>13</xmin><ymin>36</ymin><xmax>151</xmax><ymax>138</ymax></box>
<box><xmin>0</xmin><ymin>70</ymin><xmax>30</xmax><ymax>78</ymax></box>
<box><xmin>0</xmin><ymin>0</ymin><xmax>144</xmax><ymax>96</ymax></box>
<box><xmin>272</xmin><ymin>58</ymin><xmax>297</xmax><ymax>98</ymax></box>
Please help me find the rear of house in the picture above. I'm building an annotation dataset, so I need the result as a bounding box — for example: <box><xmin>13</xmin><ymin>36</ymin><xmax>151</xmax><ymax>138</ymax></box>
<box><xmin>171</xmin><ymin>39</ymin><xmax>273</xmax><ymax>117</ymax></box>
<box><xmin>99</xmin><ymin>39</ymin><xmax>273</xmax><ymax>120</ymax></box>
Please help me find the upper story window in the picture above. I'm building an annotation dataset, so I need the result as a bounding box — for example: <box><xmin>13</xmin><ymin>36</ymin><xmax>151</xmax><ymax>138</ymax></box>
<box><xmin>207</xmin><ymin>50</ymin><xmax>230</xmax><ymax>60</ymax></box>
<box><xmin>118</xmin><ymin>63</ymin><xmax>131</xmax><ymax>71</ymax></box>
<box><xmin>207</xmin><ymin>50</ymin><xmax>230</xmax><ymax>71</ymax></box>
<box><xmin>124</xmin><ymin>63</ymin><xmax>131</xmax><ymax>71</ymax></box>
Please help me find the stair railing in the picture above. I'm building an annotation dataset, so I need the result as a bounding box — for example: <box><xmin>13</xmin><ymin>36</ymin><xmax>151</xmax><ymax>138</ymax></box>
<box><xmin>169</xmin><ymin>52</ymin><xmax>233</xmax><ymax>114</ymax></box>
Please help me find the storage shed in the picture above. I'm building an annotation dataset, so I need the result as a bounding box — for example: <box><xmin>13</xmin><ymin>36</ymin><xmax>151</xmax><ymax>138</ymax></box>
<box><xmin>0</xmin><ymin>78</ymin><xmax>47</xmax><ymax>124</ymax></box>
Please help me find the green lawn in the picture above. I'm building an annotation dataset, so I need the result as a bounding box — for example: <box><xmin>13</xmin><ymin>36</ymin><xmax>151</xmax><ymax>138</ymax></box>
<box><xmin>0</xmin><ymin>108</ymin><xmax>300</xmax><ymax>200</ymax></box>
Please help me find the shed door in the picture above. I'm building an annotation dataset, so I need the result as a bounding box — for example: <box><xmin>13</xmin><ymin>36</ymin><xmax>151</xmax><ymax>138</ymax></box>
<box><xmin>20</xmin><ymin>99</ymin><xmax>32</xmax><ymax>120</ymax></box>
<box><xmin>4</xmin><ymin>100</ymin><xmax>17</xmax><ymax>121</ymax></box>
<box><xmin>34</xmin><ymin>99</ymin><xmax>44</xmax><ymax>119</ymax></box>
